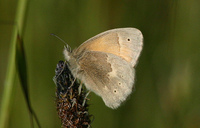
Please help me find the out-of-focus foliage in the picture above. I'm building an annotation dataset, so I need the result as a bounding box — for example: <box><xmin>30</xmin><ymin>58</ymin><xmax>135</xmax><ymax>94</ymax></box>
<box><xmin>0</xmin><ymin>0</ymin><xmax>200</xmax><ymax>128</ymax></box>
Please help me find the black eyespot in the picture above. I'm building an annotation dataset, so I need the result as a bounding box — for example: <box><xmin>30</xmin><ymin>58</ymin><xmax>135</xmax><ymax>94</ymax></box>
<box><xmin>113</xmin><ymin>89</ymin><xmax>117</xmax><ymax>93</ymax></box>
<box><xmin>127</xmin><ymin>38</ymin><xmax>130</xmax><ymax>41</ymax></box>
<box><xmin>118</xmin><ymin>82</ymin><xmax>121</xmax><ymax>85</ymax></box>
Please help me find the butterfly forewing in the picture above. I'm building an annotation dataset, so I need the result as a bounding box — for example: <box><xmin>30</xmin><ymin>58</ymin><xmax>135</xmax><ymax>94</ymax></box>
<box><xmin>73</xmin><ymin>28</ymin><xmax>143</xmax><ymax>67</ymax></box>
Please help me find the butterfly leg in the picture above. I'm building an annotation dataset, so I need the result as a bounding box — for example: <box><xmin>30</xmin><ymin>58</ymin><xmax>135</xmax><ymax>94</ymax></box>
<box><xmin>82</xmin><ymin>91</ymin><xmax>91</xmax><ymax>107</ymax></box>
<box><xmin>69</xmin><ymin>77</ymin><xmax>76</xmax><ymax>89</ymax></box>
<box><xmin>54</xmin><ymin>61</ymin><xmax>67</xmax><ymax>82</ymax></box>
<box><xmin>53</xmin><ymin>61</ymin><xmax>68</xmax><ymax>90</ymax></box>
<box><xmin>78</xmin><ymin>82</ymin><xmax>83</xmax><ymax>95</ymax></box>
<box><xmin>71</xmin><ymin>98</ymin><xmax>77</xmax><ymax>107</ymax></box>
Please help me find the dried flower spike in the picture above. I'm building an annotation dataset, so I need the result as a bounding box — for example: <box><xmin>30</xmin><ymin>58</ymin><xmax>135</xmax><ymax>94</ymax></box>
<box><xmin>54</xmin><ymin>61</ymin><xmax>91</xmax><ymax>128</ymax></box>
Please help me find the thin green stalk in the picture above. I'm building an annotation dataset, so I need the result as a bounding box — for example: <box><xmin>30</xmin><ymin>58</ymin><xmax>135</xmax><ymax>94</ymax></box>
<box><xmin>0</xmin><ymin>0</ymin><xmax>28</xmax><ymax>127</ymax></box>
<box><xmin>0</xmin><ymin>25</ymin><xmax>18</xmax><ymax>128</ymax></box>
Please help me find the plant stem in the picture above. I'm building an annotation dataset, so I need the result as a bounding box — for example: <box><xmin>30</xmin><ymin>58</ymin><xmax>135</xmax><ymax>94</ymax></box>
<box><xmin>0</xmin><ymin>0</ymin><xmax>28</xmax><ymax>127</ymax></box>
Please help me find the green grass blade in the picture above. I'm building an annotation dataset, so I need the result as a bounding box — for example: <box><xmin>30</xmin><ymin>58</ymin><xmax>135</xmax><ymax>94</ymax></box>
<box><xmin>0</xmin><ymin>0</ymin><xmax>41</xmax><ymax>127</ymax></box>
<box><xmin>16</xmin><ymin>34</ymin><xmax>41</xmax><ymax>128</ymax></box>
<box><xmin>0</xmin><ymin>25</ymin><xmax>18</xmax><ymax>128</ymax></box>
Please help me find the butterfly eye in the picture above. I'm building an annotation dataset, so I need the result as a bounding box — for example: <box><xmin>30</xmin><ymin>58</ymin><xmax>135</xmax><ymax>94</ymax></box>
<box><xmin>127</xmin><ymin>38</ymin><xmax>131</xmax><ymax>41</ymax></box>
<box><xmin>113</xmin><ymin>89</ymin><xmax>117</xmax><ymax>93</ymax></box>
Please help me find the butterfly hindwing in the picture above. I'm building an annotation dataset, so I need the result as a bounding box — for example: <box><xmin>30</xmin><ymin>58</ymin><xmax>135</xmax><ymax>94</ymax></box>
<box><xmin>75</xmin><ymin>51</ymin><xmax>135</xmax><ymax>109</ymax></box>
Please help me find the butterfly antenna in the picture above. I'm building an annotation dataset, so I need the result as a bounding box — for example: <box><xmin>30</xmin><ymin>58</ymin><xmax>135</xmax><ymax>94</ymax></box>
<box><xmin>51</xmin><ymin>33</ymin><xmax>71</xmax><ymax>52</ymax></box>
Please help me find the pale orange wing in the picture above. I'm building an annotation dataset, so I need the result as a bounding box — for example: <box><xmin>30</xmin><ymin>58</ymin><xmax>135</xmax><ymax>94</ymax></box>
<box><xmin>73</xmin><ymin>28</ymin><xmax>143</xmax><ymax>67</ymax></box>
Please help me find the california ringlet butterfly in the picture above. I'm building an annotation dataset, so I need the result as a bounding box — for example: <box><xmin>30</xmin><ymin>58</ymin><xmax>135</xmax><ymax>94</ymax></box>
<box><xmin>63</xmin><ymin>28</ymin><xmax>143</xmax><ymax>109</ymax></box>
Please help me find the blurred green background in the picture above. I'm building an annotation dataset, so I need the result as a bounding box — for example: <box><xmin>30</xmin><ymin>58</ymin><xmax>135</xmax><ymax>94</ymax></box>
<box><xmin>1</xmin><ymin>0</ymin><xmax>200</xmax><ymax>128</ymax></box>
